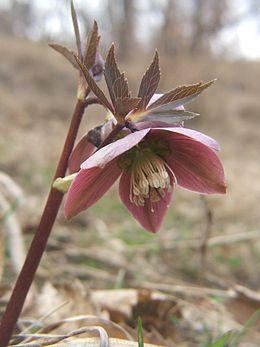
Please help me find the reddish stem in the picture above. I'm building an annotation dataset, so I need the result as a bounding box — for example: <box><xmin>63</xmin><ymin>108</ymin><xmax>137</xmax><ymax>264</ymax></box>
<box><xmin>0</xmin><ymin>94</ymin><xmax>92</xmax><ymax>346</ymax></box>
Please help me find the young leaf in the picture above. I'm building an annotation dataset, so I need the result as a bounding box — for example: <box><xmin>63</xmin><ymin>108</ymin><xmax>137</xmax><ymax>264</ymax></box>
<box><xmin>70</xmin><ymin>0</ymin><xmax>82</xmax><ymax>59</ymax></box>
<box><xmin>148</xmin><ymin>80</ymin><xmax>216</xmax><ymax>110</ymax></box>
<box><xmin>74</xmin><ymin>55</ymin><xmax>114</xmax><ymax>112</ymax></box>
<box><xmin>113</xmin><ymin>73</ymin><xmax>130</xmax><ymax>100</ymax></box>
<box><xmin>137</xmin><ymin>317</ymin><xmax>144</xmax><ymax>347</ymax></box>
<box><xmin>104</xmin><ymin>44</ymin><xmax>126</xmax><ymax>106</ymax></box>
<box><xmin>137</xmin><ymin>50</ymin><xmax>160</xmax><ymax>110</ymax></box>
<box><xmin>48</xmin><ymin>44</ymin><xmax>79</xmax><ymax>69</ymax></box>
<box><xmin>133</xmin><ymin>109</ymin><xmax>199</xmax><ymax>124</ymax></box>
<box><xmin>84</xmin><ymin>20</ymin><xmax>100</xmax><ymax>69</ymax></box>
<box><xmin>115</xmin><ymin>97</ymin><xmax>141</xmax><ymax>116</ymax></box>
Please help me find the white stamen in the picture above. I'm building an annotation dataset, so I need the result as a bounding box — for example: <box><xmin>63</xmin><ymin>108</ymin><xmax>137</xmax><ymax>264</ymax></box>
<box><xmin>129</xmin><ymin>150</ymin><xmax>173</xmax><ymax>207</ymax></box>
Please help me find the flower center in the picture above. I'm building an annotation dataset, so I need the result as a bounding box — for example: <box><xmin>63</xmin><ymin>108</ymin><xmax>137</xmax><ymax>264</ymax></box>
<box><xmin>125</xmin><ymin>147</ymin><xmax>173</xmax><ymax>207</ymax></box>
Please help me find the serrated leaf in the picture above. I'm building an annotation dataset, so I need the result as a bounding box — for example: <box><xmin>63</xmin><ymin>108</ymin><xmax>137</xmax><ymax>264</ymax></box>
<box><xmin>104</xmin><ymin>44</ymin><xmax>125</xmax><ymax>106</ymax></box>
<box><xmin>137</xmin><ymin>50</ymin><xmax>160</xmax><ymax>110</ymax></box>
<box><xmin>49</xmin><ymin>43</ymin><xmax>79</xmax><ymax>69</ymax></box>
<box><xmin>115</xmin><ymin>97</ymin><xmax>141</xmax><ymax>116</ymax></box>
<box><xmin>148</xmin><ymin>80</ymin><xmax>215</xmax><ymax>110</ymax></box>
<box><xmin>112</xmin><ymin>73</ymin><xmax>130</xmax><ymax>100</ymax></box>
<box><xmin>70</xmin><ymin>0</ymin><xmax>82</xmax><ymax>59</ymax></box>
<box><xmin>74</xmin><ymin>55</ymin><xmax>114</xmax><ymax>112</ymax></box>
<box><xmin>84</xmin><ymin>20</ymin><xmax>100</xmax><ymax>69</ymax></box>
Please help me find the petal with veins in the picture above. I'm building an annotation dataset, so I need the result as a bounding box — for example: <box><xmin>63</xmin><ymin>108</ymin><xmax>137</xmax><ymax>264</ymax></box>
<box><xmin>65</xmin><ymin>159</ymin><xmax>121</xmax><ymax>219</ymax></box>
<box><xmin>164</xmin><ymin>134</ymin><xmax>226</xmax><ymax>194</ymax></box>
<box><xmin>81</xmin><ymin>128</ymin><xmax>150</xmax><ymax>169</ymax></box>
<box><xmin>149</xmin><ymin>127</ymin><xmax>220</xmax><ymax>151</ymax></box>
<box><xmin>119</xmin><ymin>170</ymin><xmax>175</xmax><ymax>232</ymax></box>
<box><xmin>69</xmin><ymin>136</ymin><xmax>96</xmax><ymax>174</ymax></box>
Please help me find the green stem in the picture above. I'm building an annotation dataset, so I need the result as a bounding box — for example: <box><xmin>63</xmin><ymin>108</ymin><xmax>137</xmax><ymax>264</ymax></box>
<box><xmin>0</xmin><ymin>95</ymin><xmax>89</xmax><ymax>346</ymax></box>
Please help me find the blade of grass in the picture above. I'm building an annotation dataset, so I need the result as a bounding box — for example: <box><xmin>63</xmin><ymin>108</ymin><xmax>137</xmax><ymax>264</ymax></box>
<box><xmin>137</xmin><ymin>317</ymin><xmax>144</xmax><ymax>347</ymax></box>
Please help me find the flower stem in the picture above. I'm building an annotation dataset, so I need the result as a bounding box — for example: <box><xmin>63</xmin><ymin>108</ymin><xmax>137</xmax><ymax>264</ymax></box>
<box><xmin>98</xmin><ymin>123</ymin><xmax>124</xmax><ymax>149</ymax></box>
<box><xmin>0</xmin><ymin>92</ymin><xmax>92</xmax><ymax>346</ymax></box>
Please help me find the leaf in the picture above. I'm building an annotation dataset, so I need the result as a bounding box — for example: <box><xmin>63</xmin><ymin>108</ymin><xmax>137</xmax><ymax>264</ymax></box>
<box><xmin>84</xmin><ymin>20</ymin><xmax>100</xmax><ymax>69</ymax></box>
<box><xmin>70</xmin><ymin>0</ymin><xmax>82</xmax><ymax>59</ymax></box>
<box><xmin>228</xmin><ymin>308</ymin><xmax>260</xmax><ymax>346</ymax></box>
<box><xmin>137</xmin><ymin>50</ymin><xmax>160</xmax><ymax>110</ymax></box>
<box><xmin>115</xmin><ymin>97</ymin><xmax>141</xmax><ymax>116</ymax></box>
<box><xmin>137</xmin><ymin>317</ymin><xmax>144</xmax><ymax>347</ymax></box>
<box><xmin>104</xmin><ymin>44</ymin><xmax>126</xmax><ymax>106</ymax></box>
<box><xmin>137</xmin><ymin>109</ymin><xmax>199</xmax><ymax>125</ymax></box>
<box><xmin>74</xmin><ymin>55</ymin><xmax>114</xmax><ymax>112</ymax></box>
<box><xmin>210</xmin><ymin>331</ymin><xmax>232</xmax><ymax>347</ymax></box>
<box><xmin>113</xmin><ymin>73</ymin><xmax>130</xmax><ymax>100</ymax></box>
<box><xmin>148</xmin><ymin>80</ymin><xmax>216</xmax><ymax>110</ymax></box>
<box><xmin>48</xmin><ymin>44</ymin><xmax>79</xmax><ymax>69</ymax></box>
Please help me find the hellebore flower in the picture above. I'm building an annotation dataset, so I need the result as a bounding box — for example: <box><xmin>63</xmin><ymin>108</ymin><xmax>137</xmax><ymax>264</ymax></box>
<box><xmin>64</xmin><ymin>127</ymin><xmax>226</xmax><ymax>232</ymax></box>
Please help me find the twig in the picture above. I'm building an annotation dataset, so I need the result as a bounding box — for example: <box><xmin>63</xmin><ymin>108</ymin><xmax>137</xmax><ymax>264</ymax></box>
<box><xmin>199</xmin><ymin>195</ymin><xmax>213</xmax><ymax>272</ymax></box>
<box><xmin>10</xmin><ymin>326</ymin><xmax>109</xmax><ymax>347</ymax></box>
<box><xmin>138</xmin><ymin>281</ymin><xmax>236</xmax><ymax>299</ymax></box>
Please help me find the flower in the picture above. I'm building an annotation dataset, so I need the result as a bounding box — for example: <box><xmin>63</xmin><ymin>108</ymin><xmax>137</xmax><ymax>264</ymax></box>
<box><xmin>64</xmin><ymin>127</ymin><xmax>226</xmax><ymax>232</ymax></box>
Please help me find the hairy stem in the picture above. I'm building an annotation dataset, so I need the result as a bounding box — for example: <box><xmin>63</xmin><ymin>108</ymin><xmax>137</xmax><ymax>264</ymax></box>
<box><xmin>0</xmin><ymin>93</ymin><xmax>95</xmax><ymax>346</ymax></box>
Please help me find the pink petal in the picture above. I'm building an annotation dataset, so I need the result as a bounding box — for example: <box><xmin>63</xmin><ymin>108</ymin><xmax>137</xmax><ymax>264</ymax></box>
<box><xmin>150</xmin><ymin>127</ymin><xmax>220</xmax><ymax>151</ymax></box>
<box><xmin>160</xmin><ymin>132</ymin><xmax>226</xmax><ymax>194</ymax></box>
<box><xmin>119</xmin><ymin>170</ymin><xmax>175</xmax><ymax>232</ymax></box>
<box><xmin>81</xmin><ymin>128</ymin><xmax>150</xmax><ymax>169</ymax></box>
<box><xmin>64</xmin><ymin>159</ymin><xmax>121</xmax><ymax>219</ymax></box>
<box><xmin>69</xmin><ymin>136</ymin><xmax>96</xmax><ymax>174</ymax></box>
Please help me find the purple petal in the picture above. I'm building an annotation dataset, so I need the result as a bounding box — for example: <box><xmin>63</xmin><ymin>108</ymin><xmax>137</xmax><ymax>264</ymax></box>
<box><xmin>81</xmin><ymin>128</ymin><xmax>150</xmax><ymax>169</ymax></box>
<box><xmin>119</xmin><ymin>170</ymin><xmax>175</xmax><ymax>232</ymax></box>
<box><xmin>64</xmin><ymin>160</ymin><xmax>121</xmax><ymax>219</ymax></box>
<box><xmin>159</xmin><ymin>131</ymin><xmax>226</xmax><ymax>194</ymax></box>
<box><xmin>69</xmin><ymin>136</ymin><xmax>96</xmax><ymax>174</ymax></box>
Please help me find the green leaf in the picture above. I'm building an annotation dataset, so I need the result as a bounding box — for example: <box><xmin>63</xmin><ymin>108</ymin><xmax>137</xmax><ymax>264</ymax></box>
<box><xmin>48</xmin><ymin>44</ymin><xmax>79</xmax><ymax>69</ymax></box>
<box><xmin>70</xmin><ymin>0</ymin><xmax>82</xmax><ymax>59</ymax></box>
<box><xmin>84</xmin><ymin>20</ymin><xmax>100</xmax><ymax>69</ymax></box>
<box><xmin>104</xmin><ymin>44</ymin><xmax>126</xmax><ymax>106</ymax></box>
<box><xmin>137</xmin><ymin>50</ymin><xmax>160</xmax><ymax>110</ymax></box>
<box><xmin>228</xmin><ymin>308</ymin><xmax>260</xmax><ymax>346</ymax></box>
<box><xmin>115</xmin><ymin>97</ymin><xmax>141</xmax><ymax>116</ymax></box>
<box><xmin>148</xmin><ymin>80</ymin><xmax>216</xmax><ymax>110</ymax></box>
<box><xmin>137</xmin><ymin>317</ymin><xmax>144</xmax><ymax>347</ymax></box>
<box><xmin>210</xmin><ymin>332</ymin><xmax>231</xmax><ymax>347</ymax></box>
<box><xmin>74</xmin><ymin>55</ymin><xmax>114</xmax><ymax>112</ymax></box>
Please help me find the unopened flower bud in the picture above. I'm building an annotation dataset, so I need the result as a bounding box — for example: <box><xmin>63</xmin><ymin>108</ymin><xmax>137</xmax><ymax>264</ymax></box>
<box><xmin>53</xmin><ymin>173</ymin><xmax>77</xmax><ymax>193</ymax></box>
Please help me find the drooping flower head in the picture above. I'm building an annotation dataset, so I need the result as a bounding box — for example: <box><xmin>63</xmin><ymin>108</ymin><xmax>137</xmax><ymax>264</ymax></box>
<box><xmin>62</xmin><ymin>126</ymin><xmax>226</xmax><ymax>232</ymax></box>
<box><xmin>54</xmin><ymin>44</ymin><xmax>226</xmax><ymax>232</ymax></box>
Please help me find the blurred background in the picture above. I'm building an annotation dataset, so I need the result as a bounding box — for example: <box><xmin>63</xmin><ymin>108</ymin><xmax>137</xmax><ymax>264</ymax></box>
<box><xmin>1</xmin><ymin>0</ymin><xmax>260</xmax><ymax>345</ymax></box>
